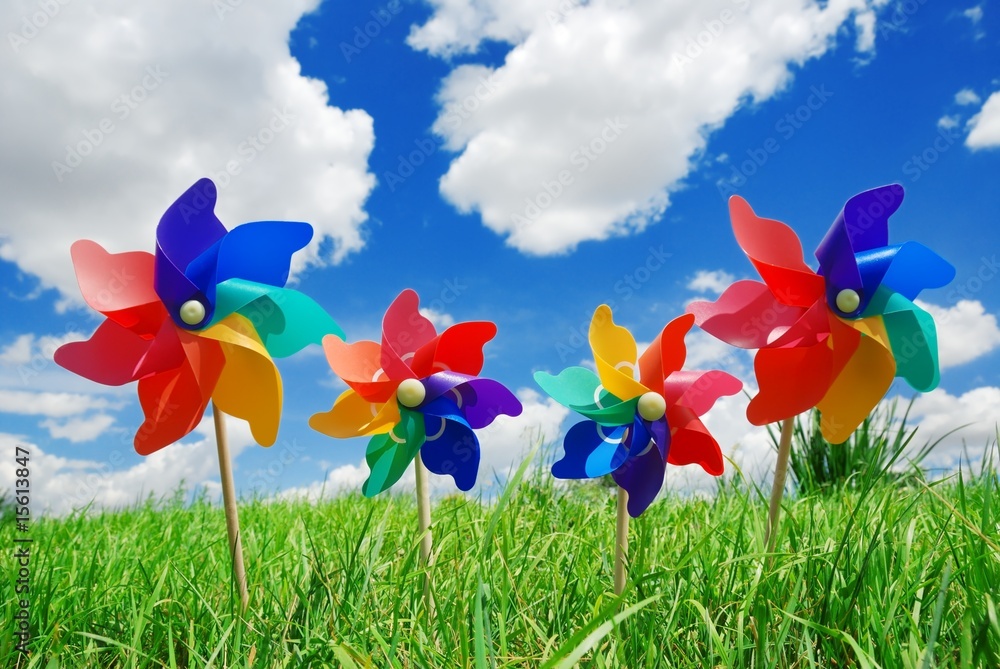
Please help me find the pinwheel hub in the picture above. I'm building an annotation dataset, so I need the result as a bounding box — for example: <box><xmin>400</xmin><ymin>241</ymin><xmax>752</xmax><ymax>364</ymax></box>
<box><xmin>835</xmin><ymin>288</ymin><xmax>861</xmax><ymax>315</ymax></box>
<box><xmin>179</xmin><ymin>299</ymin><xmax>207</xmax><ymax>326</ymax></box>
<box><xmin>637</xmin><ymin>391</ymin><xmax>666</xmax><ymax>421</ymax></box>
<box><xmin>396</xmin><ymin>378</ymin><xmax>426</xmax><ymax>408</ymax></box>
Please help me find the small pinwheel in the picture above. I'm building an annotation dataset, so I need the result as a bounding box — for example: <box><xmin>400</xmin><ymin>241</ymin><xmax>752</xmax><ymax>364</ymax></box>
<box><xmin>534</xmin><ymin>305</ymin><xmax>741</xmax><ymax>517</ymax></box>
<box><xmin>55</xmin><ymin>178</ymin><xmax>343</xmax><ymax>453</ymax></box>
<box><xmin>309</xmin><ymin>289</ymin><xmax>523</xmax><ymax>496</ymax></box>
<box><xmin>688</xmin><ymin>185</ymin><xmax>954</xmax><ymax>443</ymax></box>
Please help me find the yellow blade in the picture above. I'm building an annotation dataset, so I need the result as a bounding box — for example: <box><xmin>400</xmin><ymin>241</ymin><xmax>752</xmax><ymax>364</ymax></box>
<box><xmin>199</xmin><ymin>314</ymin><xmax>282</xmax><ymax>446</ymax></box>
<box><xmin>589</xmin><ymin>305</ymin><xmax>648</xmax><ymax>401</ymax></box>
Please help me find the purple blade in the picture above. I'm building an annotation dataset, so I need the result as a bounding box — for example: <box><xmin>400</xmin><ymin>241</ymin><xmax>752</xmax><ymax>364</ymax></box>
<box><xmin>424</xmin><ymin>372</ymin><xmax>523</xmax><ymax>428</ymax></box>
<box><xmin>817</xmin><ymin>184</ymin><xmax>904</xmax><ymax>316</ymax></box>
<box><xmin>157</xmin><ymin>178</ymin><xmax>227</xmax><ymax>273</ymax></box>
<box><xmin>612</xmin><ymin>434</ymin><xmax>666</xmax><ymax>517</ymax></box>
<box><xmin>644</xmin><ymin>417</ymin><xmax>669</xmax><ymax>459</ymax></box>
<box><xmin>154</xmin><ymin>179</ymin><xmax>227</xmax><ymax>327</ymax></box>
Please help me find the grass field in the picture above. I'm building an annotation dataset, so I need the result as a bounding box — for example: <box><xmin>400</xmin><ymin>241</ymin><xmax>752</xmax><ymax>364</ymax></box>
<box><xmin>2</xmin><ymin>448</ymin><xmax>999</xmax><ymax>668</ymax></box>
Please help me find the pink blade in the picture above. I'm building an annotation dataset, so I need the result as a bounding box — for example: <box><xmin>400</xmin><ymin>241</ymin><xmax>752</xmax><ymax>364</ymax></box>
<box><xmin>688</xmin><ymin>280</ymin><xmax>805</xmax><ymax>349</ymax></box>
<box><xmin>729</xmin><ymin>196</ymin><xmax>825</xmax><ymax>308</ymax></box>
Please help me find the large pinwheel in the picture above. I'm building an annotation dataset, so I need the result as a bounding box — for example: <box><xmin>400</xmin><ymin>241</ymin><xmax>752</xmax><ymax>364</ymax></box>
<box><xmin>309</xmin><ymin>289</ymin><xmax>523</xmax><ymax>496</ymax></box>
<box><xmin>55</xmin><ymin>178</ymin><xmax>343</xmax><ymax>453</ymax></box>
<box><xmin>535</xmin><ymin>306</ymin><xmax>741</xmax><ymax>518</ymax></box>
<box><xmin>687</xmin><ymin>184</ymin><xmax>954</xmax><ymax>444</ymax></box>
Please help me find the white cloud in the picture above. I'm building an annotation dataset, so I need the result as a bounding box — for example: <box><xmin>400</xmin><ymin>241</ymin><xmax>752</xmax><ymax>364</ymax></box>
<box><xmin>0</xmin><ymin>0</ymin><xmax>375</xmax><ymax>300</ymax></box>
<box><xmin>0</xmin><ymin>417</ymin><xmax>257</xmax><ymax>516</ymax></box>
<box><xmin>687</xmin><ymin>269</ymin><xmax>736</xmax><ymax>295</ymax></box>
<box><xmin>0</xmin><ymin>389</ymin><xmax>117</xmax><ymax>417</ymax></box>
<box><xmin>965</xmin><ymin>91</ymin><xmax>1000</xmax><ymax>150</ymax></box>
<box><xmin>937</xmin><ymin>115</ymin><xmax>960</xmax><ymax>130</ymax></box>
<box><xmin>963</xmin><ymin>6</ymin><xmax>983</xmax><ymax>23</ymax></box>
<box><xmin>419</xmin><ymin>307</ymin><xmax>456</xmax><ymax>330</ymax></box>
<box><xmin>39</xmin><ymin>414</ymin><xmax>116</xmax><ymax>443</ymax></box>
<box><xmin>412</xmin><ymin>0</ymin><xmax>883</xmax><ymax>255</ymax></box>
<box><xmin>0</xmin><ymin>332</ymin><xmax>85</xmax><ymax>366</ymax></box>
<box><xmin>955</xmin><ymin>88</ymin><xmax>981</xmax><ymax>106</ymax></box>
<box><xmin>909</xmin><ymin>387</ymin><xmax>999</xmax><ymax>472</ymax></box>
<box><xmin>916</xmin><ymin>300</ymin><xmax>1000</xmax><ymax>369</ymax></box>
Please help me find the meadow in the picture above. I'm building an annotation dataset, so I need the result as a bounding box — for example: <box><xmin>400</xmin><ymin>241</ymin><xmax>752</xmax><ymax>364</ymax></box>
<box><xmin>2</xmin><ymin>439</ymin><xmax>999</xmax><ymax>668</ymax></box>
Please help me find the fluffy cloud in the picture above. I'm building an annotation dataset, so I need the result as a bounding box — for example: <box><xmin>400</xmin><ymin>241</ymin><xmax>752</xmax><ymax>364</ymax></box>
<box><xmin>0</xmin><ymin>389</ymin><xmax>117</xmax><ymax>418</ymax></box>
<box><xmin>0</xmin><ymin>417</ymin><xmax>257</xmax><ymax>516</ymax></box>
<box><xmin>0</xmin><ymin>0</ymin><xmax>375</xmax><ymax>300</ymax></box>
<box><xmin>412</xmin><ymin>0</ymin><xmax>883</xmax><ymax>254</ymax></box>
<box><xmin>419</xmin><ymin>307</ymin><xmax>456</xmax><ymax>330</ymax></box>
<box><xmin>916</xmin><ymin>300</ymin><xmax>1000</xmax><ymax>369</ymax></box>
<box><xmin>955</xmin><ymin>88</ymin><xmax>982</xmax><ymax>106</ymax></box>
<box><xmin>39</xmin><ymin>414</ymin><xmax>116</xmax><ymax>443</ymax></box>
<box><xmin>908</xmin><ymin>387</ymin><xmax>1000</xmax><ymax>472</ymax></box>
<box><xmin>687</xmin><ymin>269</ymin><xmax>737</xmax><ymax>295</ymax></box>
<box><xmin>965</xmin><ymin>91</ymin><xmax>1000</xmax><ymax>149</ymax></box>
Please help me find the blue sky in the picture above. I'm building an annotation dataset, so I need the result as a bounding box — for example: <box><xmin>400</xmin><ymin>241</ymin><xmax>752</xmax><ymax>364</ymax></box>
<box><xmin>1</xmin><ymin>0</ymin><xmax>998</xmax><ymax>513</ymax></box>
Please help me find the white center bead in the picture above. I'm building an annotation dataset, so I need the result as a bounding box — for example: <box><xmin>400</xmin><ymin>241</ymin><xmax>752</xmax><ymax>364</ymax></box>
<box><xmin>396</xmin><ymin>378</ymin><xmax>426</xmax><ymax>408</ymax></box>
<box><xmin>637</xmin><ymin>391</ymin><xmax>666</xmax><ymax>421</ymax></box>
<box><xmin>179</xmin><ymin>299</ymin><xmax>206</xmax><ymax>326</ymax></box>
<box><xmin>835</xmin><ymin>288</ymin><xmax>861</xmax><ymax>314</ymax></box>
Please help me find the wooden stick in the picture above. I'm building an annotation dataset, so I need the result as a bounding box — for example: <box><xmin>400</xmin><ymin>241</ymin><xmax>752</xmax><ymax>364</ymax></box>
<box><xmin>413</xmin><ymin>456</ymin><xmax>435</xmax><ymax>618</ymax></box>
<box><xmin>213</xmin><ymin>403</ymin><xmax>249</xmax><ymax>611</ymax></box>
<box><xmin>614</xmin><ymin>486</ymin><xmax>629</xmax><ymax>596</ymax></box>
<box><xmin>765</xmin><ymin>417</ymin><xmax>796</xmax><ymax>553</ymax></box>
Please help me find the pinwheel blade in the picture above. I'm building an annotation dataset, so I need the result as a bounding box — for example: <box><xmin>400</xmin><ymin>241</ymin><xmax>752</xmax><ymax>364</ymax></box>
<box><xmin>321</xmin><ymin>336</ymin><xmax>399</xmax><ymax>403</ymax></box>
<box><xmin>881</xmin><ymin>294</ymin><xmax>941</xmax><ymax>392</ymax></box>
<box><xmin>422</xmin><ymin>373</ymin><xmax>523</xmax><ymax>428</ymax></box>
<box><xmin>816</xmin><ymin>185</ymin><xmax>904</xmax><ymax>313</ymax></box>
<box><xmin>381</xmin><ymin>289</ymin><xmax>437</xmax><ymax>377</ymax></box>
<box><xmin>533</xmin><ymin>367</ymin><xmax>602</xmax><ymax>408</ymax></box>
<box><xmin>199</xmin><ymin>314</ymin><xmax>282</xmax><ymax>446</ymax></box>
<box><xmin>552</xmin><ymin>420</ymin><xmax>629</xmax><ymax>479</ymax></box>
<box><xmin>688</xmin><ymin>280</ymin><xmax>805</xmax><ymax>349</ymax></box>
<box><xmin>214</xmin><ymin>221</ymin><xmax>312</xmax><ymax>287</ymax></box>
<box><xmin>135</xmin><ymin>337</ymin><xmax>225</xmax><ymax>455</ymax></box>
<box><xmin>411</xmin><ymin>321</ymin><xmax>497</xmax><ymax>378</ymax></box>
<box><xmin>309</xmin><ymin>389</ymin><xmax>397</xmax><ymax>438</ymax></box>
<box><xmin>665</xmin><ymin>414</ymin><xmax>724</xmax><ymax>476</ymax></box>
<box><xmin>857</xmin><ymin>241</ymin><xmax>956</xmax><ymax>304</ymax></box>
<box><xmin>362</xmin><ymin>408</ymin><xmax>425</xmax><ymax>497</ymax></box>
<box><xmin>638</xmin><ymin>314</ymin><xmax>693</xmax><ymax>392</ymax></box>
<box><xmin>817</xmin><ymin>322</ymin><xmax>896</xmax><ymax>444</ymax></box>
<box><xmin>421</xmin><ymin>407</ymin><xmax>480</xmax><ymax>491</ymax></box>
<box><xmin>748</xmin><ymin>336</ymin><xmax>845</xmax><ymax>426</ymax></box>
<box><xmin>662</xmin><ymin>369</ymin><xmax>742</xmax><ymax>417</ymax></box>
<box><xmin>214</xmin><ymin>279</ymin><xmax>344</xmax><ymax>357</ymax></box>
<box><xmin>54</xmin><ymin>319</ymin><xmax>152</xmax><ymax>386</ymax></box>
<box><xmin>729</xmin><ymin>196</ymin><xmax>825</xmax><ymax>308</ymax></box>
<box><xmin>611</xmin><ymin>438</ymin><xmax>665</xmax><ymax>518</ymax></box>
<box><xmin>590</xmin><ymin>305</ymin><xmax>648</xmax><ymax>401</ymax></box>
<box><xmin>69</xmin><ymin>241</ymin><xmax>166</xmax><ymax>335</ymax></box>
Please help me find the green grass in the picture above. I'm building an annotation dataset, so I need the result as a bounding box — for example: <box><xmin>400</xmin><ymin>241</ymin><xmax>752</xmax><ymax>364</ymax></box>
<box><xmin>2</xmin><ymin>454</ymin><xmax>999</xmax><ymax>668</ymax></box>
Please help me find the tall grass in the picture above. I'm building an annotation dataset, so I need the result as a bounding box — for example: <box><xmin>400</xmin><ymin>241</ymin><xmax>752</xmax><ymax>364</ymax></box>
<box><xmin>2</xmin><ymin>445</ymin><xmax>998</xmax><ymax>667</ymax></box>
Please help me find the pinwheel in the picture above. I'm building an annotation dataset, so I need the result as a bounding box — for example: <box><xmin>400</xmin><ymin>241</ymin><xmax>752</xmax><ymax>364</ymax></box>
<box><xmin>310</xmin><ymin>288</ymin><xmax>522</xmax><ymax>612</ymax></box>
<box><xmin>687</xmin><ymin>184</ymin><xmax>954</xmax><ymax>547</ymax></box>
<box><xmin>534</xmin><ymin>305</ymin><xmax>741</xmax><ymax>594</ymax></box>
<box><xmin>54</xmin><ymin>177</ymin><xmax>343</xmax><ymax>607</ymax></box>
